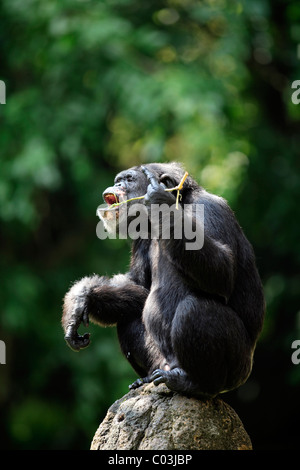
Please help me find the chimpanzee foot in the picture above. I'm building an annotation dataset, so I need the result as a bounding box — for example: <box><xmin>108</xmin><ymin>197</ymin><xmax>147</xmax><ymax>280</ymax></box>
<box><xmin>150</xmin><ymin>367</ymin><xmax>214</xmax><ymax>398</ymax></box>
<box><xmin>128</xmin><ymin>361</ymin><xmax>172</xmax><ymax>391</ymax></box>
<box><xmin>129</xmin><ymin>367</ymin><xmax>215</xmax><ymax>398</ymax></box>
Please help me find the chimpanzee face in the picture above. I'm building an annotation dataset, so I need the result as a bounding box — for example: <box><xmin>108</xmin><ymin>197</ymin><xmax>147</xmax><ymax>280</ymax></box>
<box><xmin>97</xmin><ymin>167</ymin><xmax>148</xmax><ymax>233</ymax></box>
<box><xmin>103</xmin><ymin>168</ymin><xmax>148</xmax><ymax>206</ymax></box>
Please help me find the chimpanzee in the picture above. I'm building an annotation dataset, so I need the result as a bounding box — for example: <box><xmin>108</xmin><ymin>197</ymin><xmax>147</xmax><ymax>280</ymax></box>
<box><xmin>62</xmin><ymin>162</ymin><xmax>265</xmax><ymax>398</ymax></box>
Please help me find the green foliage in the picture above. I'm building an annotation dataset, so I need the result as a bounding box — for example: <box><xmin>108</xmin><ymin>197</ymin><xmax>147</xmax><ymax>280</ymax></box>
<box><xmin>0</xmin><ymin>0</ymin><xmax>299</xmax><ymax>450</ymax></box>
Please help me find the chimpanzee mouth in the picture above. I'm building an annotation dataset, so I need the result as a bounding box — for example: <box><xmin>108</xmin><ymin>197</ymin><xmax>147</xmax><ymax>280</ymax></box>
<box><xmin>104</xmin><ymin>193</ymin><xmax>119</xmax><ymax>207</ymax></box>
<box><xmin>97</xmin><ymin>195</ymin><xmax>120</xmax><ymax>223</ymax></box>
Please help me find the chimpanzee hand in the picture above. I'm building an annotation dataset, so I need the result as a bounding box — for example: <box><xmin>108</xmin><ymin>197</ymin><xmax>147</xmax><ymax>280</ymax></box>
<box><xmin>64</xmin><ymin>288</ymin><xmax>90</xmax><ymax>352</ymax></box>
<box><xmin>142</xmin><ymin>167</ymin><xmax>176</xmax><ymax>207</ymax></box>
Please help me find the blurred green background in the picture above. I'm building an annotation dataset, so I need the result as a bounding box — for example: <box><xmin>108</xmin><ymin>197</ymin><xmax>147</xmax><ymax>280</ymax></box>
<box><xmin>0</xmin><ymin>0</ymin><xmax>300</xmax><ymax>450</ymax></box>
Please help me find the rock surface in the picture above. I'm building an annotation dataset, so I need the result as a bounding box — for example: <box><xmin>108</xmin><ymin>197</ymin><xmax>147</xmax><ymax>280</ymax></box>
<box><xmin>91</xmin><ymin>383</ymin><xmax>252</xmax><ymax>450</ymax></box>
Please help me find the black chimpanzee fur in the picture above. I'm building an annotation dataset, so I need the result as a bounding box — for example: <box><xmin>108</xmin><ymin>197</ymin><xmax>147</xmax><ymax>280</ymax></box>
<box><xmin>62</xmin><ymin>162</ymin><xmax>265</xmax><ymax>398</ymax></box>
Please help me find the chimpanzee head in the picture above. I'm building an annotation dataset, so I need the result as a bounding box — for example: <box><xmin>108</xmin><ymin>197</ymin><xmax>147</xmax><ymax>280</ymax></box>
<box><xmin>97</xmin><ymin>166</ymin><xmax>146</xmax><ymax>234</ymax></box>
<box><xmin>103</xmin><ymin>167</ymin><xmax>148</xmax><ymax>206</ymax></box>
<box><xmin>97</xmin><ymin>162</ymin><xmax>190</xmax><ymax>234</ymax></box>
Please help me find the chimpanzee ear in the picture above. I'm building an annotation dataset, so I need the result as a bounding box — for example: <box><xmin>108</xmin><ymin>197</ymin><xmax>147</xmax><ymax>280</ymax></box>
<box><xmin>159</xmin><ymin>173</ymin><xmax>177</xmax><ymax>189</ymax></box>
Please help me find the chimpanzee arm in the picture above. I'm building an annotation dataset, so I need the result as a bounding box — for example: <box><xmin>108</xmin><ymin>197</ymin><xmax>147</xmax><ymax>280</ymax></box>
<box><xmin>62</xmin><ymin>273</ymin><xmax>149</xmax><ymax>351</ymax></box>
<box><xmin>142</xmin><ymin>167</ymin><xmax>236</xmax><ymax>302</ymax></box>
<box><xmin>158</xmin><ymin>194</ymin><xmax>238</xmax><ymax>302</ymax></box>
<box><xmin>164</xmin><ymin>197</ymin><xmax>237</xmax><ymax>302</ymax></box>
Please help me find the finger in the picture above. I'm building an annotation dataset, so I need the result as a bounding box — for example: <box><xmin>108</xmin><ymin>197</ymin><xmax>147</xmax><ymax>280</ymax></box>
<box><xmin>64</xmin><ymin>334</ymin><xmax>81</xmax><ymax>352</ymax></box>
<box><xmin>81</xmin><ymin>332</ymin><xmax>91</xmax><ymax>348</ymax></box>
<box><xmin>129</xmin><ymin>378</ymin><xmax>144</xmax><ymax>390</ymax></box>
<box><xmin>64</xmin><ymin>332</ymin><xmax>90</xmax><ymax>352</ymax></box>
<box><xmin>150</xmin><ymin>369</ymin><xmax>168</xmax><ymax>386</ymax></box>
<box><xmin>153</xmin><ymin>376</ymin><xmax>165</xmax><ymax>386</ymax></box>
<box><xmin>150</xmin><ymin>369</ymin><xmax>163</xmax><ymax>380</ymax></box>
<box><xmin>144</xmin><ymin>183</ymin><xmax>157</xmax><ymax>206</ymax></box>
<box><xmin>141</xmin><ymin>166</ymin><xmax>160</xmax><ymax>188</ymax></box>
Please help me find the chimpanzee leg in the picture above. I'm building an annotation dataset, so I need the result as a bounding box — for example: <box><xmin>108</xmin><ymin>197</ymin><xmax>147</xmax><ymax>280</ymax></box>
<box><xmin>151</xmin><ymin>295</ymin><xmax>253</xmax><ymax>397</ymax></box>
<box><xmin>117</xmin><ymin>315</ymin><xmax>166</xmax><ymax>386</ymax></box>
